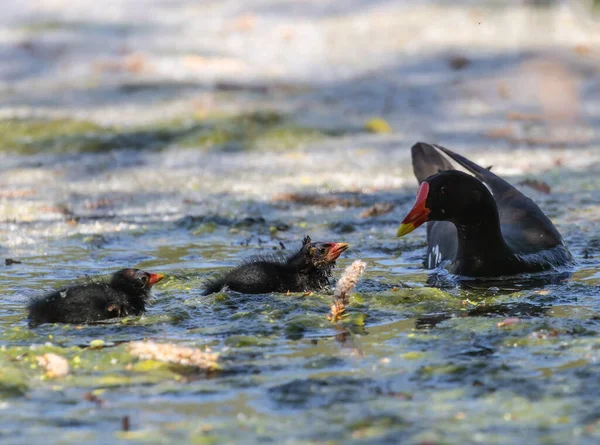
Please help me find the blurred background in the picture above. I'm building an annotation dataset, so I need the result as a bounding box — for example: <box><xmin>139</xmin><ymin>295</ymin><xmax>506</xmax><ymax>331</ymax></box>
<box><xmin>1</xmin><ymin>0</ymin><xmax>600</xmax><ymax>141</ymax></box>
<box><xmin>2</xmin><ymin>0</ymin><xmax>600</xmax><ymax>246</ymax></box>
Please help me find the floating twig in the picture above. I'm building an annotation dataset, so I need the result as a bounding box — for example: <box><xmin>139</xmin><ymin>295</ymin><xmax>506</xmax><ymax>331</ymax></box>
<box><xmin>327</xmin><ymin>260</ymin><xmax>366</xmax><ymax>322</ymax></box>
<box><xmin>128</xmin><ymin>341</ymin><xmax>219</xmax><ymax>371</ymax></box>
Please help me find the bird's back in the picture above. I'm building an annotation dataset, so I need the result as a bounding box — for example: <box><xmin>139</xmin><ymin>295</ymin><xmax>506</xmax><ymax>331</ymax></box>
<box><xmin>28</xmin><ymin>284</ymin><xmax>108</xmax><ymax>326</ymax></box>
<box><xmin>28</xmin><ymin>283</ymin><xmax>137</xmax><ymax>326</ymax></box>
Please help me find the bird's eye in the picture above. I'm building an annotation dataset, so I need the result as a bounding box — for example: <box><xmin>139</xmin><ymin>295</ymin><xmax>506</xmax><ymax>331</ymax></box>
<box><xmin>319</xmin><ymin>247</ymin><xmax>327</xmax><ymax>254</ymax></box>
<box><xmin>440</xmin><ymin>186</ymin><xmax>446</xmax><ymax>196</ymax></box>
<box><xmin>140</xmin><ymin>275</ymin><xmax>148</xmax><ymax>284</ymax></box>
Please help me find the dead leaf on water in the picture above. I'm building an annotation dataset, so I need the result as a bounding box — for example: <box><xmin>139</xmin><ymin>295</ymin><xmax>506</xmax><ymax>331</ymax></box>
<box><xmin>93</xmin><ymin>53</ymin><xmax>150</xmax><ymax>74</ymax></box>
<box><xmin>274</xmin><ymin>192</ymin><xmax>362</xmax><ymax>208</ymax></box>
<box><xmin>359</xmin><ymin>203</ymin><xmax>394</xmax><ymax>218</ymax></box>
<box><xmin>228</xmin><ymin>13</ymin><xmax>256</xmax><ymax>32</ymax></box>
<box><xmin>573</xmin><ymin>44</ymin><xmax>591</xmax><ymax>56</ymax></box>
<box><xmin>485</xmin><ymin>126</ymin><xmax>514</xmax><ymax>139</ymax></box>
<box><xmin>497</xmin><ymin>82</ymin><xmax>510</xmax><ymax>99</ymax></box>
<box><xmin>0</xmin><ymin>189</ymin><xmax>35</xmax><ymax>198</ymax></box>
<box><xmin>448</xmin><ymin>55</ymin><xmax>471</xmax><ymax>70</ymax></box>
<box><xmin>518</xmin><ymin>179</ymin><xmax>551</xmax><ymax>194</ymax></box>
<box><xmin>506</xmin><ymin>111</ymin><xmax>545</xmax><ymax>122</ymax></box>
<box><xmin>83</xmin><ymin>392</ymin><xmax>105</xmax><ymax>407</ymax></box>
<box><xmin>497</xmin><ymin>318</ymin><xmax>521</xmax><ymax>328</ymax></box>
<box><xmin>84</xmin><ymin>198</ymin><xmax>115</xmax><ymax>210</ymax></box>
<box><xmin>182</xmin><ymin>55</ymin><xmax>247</xmax><ymax>72</ymax></box>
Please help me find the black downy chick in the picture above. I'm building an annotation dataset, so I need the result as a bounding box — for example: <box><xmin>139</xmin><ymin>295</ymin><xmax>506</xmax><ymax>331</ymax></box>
<box><xmin>202</xmin><ymin>236</ymin><xmax>349</xmax><ymax>295</ymax></box>
<box><xmin>27</xmin><ymin>268</ymin><xmax>164</xmax><ymax>327</ymax></box>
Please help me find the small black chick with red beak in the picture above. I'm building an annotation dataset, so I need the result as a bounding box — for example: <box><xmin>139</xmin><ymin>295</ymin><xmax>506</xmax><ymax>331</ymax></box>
<box><xmin>28</xmin><ymin>268</ymin><xmax>164</xmax><ymax>327</ymax></box>
<box><xmin>202</xmin><ymin>235</ymin><xmax>349</xmax><ymax>295</ymax></box>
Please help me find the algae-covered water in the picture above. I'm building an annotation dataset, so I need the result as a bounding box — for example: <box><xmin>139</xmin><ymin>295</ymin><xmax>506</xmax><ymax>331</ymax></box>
<box><xmin>2</xmin><ymin>0</ymin><xmax>600</xmax><ymax>443</ymax></box>
<box><xmin>1</xmin><ymin>115</ymin><xmax>600</xmax><ymax>444</ymax></box>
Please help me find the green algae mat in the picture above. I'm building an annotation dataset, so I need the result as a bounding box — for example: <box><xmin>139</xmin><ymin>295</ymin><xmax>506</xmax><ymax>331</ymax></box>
<box><xmin>1</xmin><ymin>114</ymin><xmax>600</xmax><ymax>445</ymax></box>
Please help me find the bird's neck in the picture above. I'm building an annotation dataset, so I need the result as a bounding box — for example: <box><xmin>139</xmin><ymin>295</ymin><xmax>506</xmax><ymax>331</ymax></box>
<box><xmin>286</xmin><ymin>254</ymin><xmax>332</xmax><ymax>289</ymax></box>
<box><xmin>127</xmin><ymin>293</ymin><xmax>147</xmax><ymax>312</ymax></box>
<box><xmin>286</xmin><ymin>253</ymin><xmax>311</xmax><ymax>277</ymax></box>
<box><xmin>111</xmin><ymin>284</ymin><xmax>148</xmax><ymax>312</ymax></box>
<box><xmin>452</xmin><ymin>207</ymin><xmax>510</xmax><ymax>275</ymax></box>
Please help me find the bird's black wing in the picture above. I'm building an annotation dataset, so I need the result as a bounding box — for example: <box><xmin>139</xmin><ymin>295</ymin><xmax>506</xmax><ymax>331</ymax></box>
<box><xmin>411</xmin><ymin>142</ymin><xmax>456</xmax><ymax>184</ymax></box>
<box><xmin>431</xmin><ymin>144</ymin><xmax>566</xmax><ymax>255</ymax></box>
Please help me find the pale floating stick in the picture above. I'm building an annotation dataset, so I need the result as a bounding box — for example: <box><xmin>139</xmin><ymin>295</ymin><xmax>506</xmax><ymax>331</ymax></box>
<box><xmin>128</xmin><ymin>341</ymin><xmax>219</xmax><ymax>371</ymax></box>
<box><xmin>36</xmin><ymin>353</ymin><xmax>70</xmax><ymax>378</ymax></box>
<box><xmin>327</xmin><ymin>260</ymin><xmax>366</xmax><ymax>322</ymax></box>
<box><xmin>334</xmin><ymin>260</ymin><xmax>367</xmax><ymax>302</ymax></box>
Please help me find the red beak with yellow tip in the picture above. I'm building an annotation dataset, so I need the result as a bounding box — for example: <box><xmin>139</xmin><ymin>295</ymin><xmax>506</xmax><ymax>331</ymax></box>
<box><xmin>397</xmin><ymin>182</ymin><xmax>431</xmax><ymax>237</ymax></box>
<box><xmin>148</xmin><ymin>273</ymin><xmax>165</xmax><ymax>286</ymax></box>
<box><xmin>326</xmin><ymin>242</ymin><xmax>349</xmax><ymax>261</ymax></box>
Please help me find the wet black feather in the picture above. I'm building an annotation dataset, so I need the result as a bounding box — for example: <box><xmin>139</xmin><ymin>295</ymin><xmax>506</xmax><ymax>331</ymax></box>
<box><xmin>202</xmin><ymin>237</ymin><xmax>337</xmax><ymax>295</ymax></box>
<box><xmin>409</xmin><ymin>142</ymin><xmax>574</xmax><ymax>276</ymax></box>
<box><xmin>27</xmin><ymin>269</ymin><xmax>153</xmax><ymax>327</ymax></box>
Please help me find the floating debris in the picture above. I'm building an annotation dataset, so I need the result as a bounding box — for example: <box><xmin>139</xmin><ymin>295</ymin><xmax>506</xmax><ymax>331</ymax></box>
<box><xmin>497</xmin><ymin>318</ymin><xmax>521</xmax><ymax>328</ymax></box>
<box><xmin>518</xmin><ymin>179</ymin><xmax>551</xmax><ymax>194</ymax></box>
<box><xmin>0</xmin><ymin>189</ymin><xmax>34</xmax><ymax>198</ymax></box>
<box><xmin>364</xmin><ymin>117</ymin><xmax>392</xmax><ymax>134</ymax></box>
<box><xmin>83</xmin><ymin>391</ymin><xmax>105</xmax><ymax>407</ymax></box>
<box><xmin>327</xmin><ymin>260</ymin><xmax>367</xmax><ymax>322</ymax></box>
<box><xmin>128</xmin><ymin>341</ymin><xmax>219</xmax><ymax>371</ymax></box>
<box><xmin>36</xmin><ymin>353</ymin><xmax>69</xmax><ymax>378</ymax></box>
<box><xmin>122</xmin><ymin>415</ymin><xmax>130</xmax><ymax>432</ymax></box>
<box><xmin>506</xmin><ymin>111</ymin><xmax>545</xmax><ymax>122</ymax></box>
<box><xmin>274</xmin><ymin>192</ymin><xmax>362</xmax><ymax>208</ymax></box>
<box><xmin>5</xmin><ymin>258</ymin><xmax>22</xmax><ymax>266</ymax></box>
<box><xmin>335</xmin><ymin>260</ymin><xmax>367</xmax><ymax>300</ymax></box>
<box><xmin>448</xmin><ymin>54</ymin><xmax>471</xmax><ymax>70</ymax></box>
<box><xmin>84</xmin><ymin>198</ymin><xmax>115</xmax><ymax>210</ymax></box>
<box><xmin>359</xmin><ymin>202</ymin><xmax>395</xmax><ymax>218</ymax></box>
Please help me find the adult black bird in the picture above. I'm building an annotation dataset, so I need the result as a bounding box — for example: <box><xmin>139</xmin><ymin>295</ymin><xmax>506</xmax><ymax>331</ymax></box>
<box><xmin>397</xmin><ymin>142</ymin><xmax>573</xmax><ymax>277</ymax></box>
<box><xmin>202</xmin><ymin>236</ymin><xmax>349</xmax><ymax>295</ymax></box>
<box><xmin>28</xmin><ymin>268</ymin><xmax>164</xmax><ymax>327</ymax></box>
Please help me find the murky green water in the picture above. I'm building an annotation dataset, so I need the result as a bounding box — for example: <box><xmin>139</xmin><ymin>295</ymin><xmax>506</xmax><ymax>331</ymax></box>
<box><xmin>1</xmin><ymin>132</ymin><xmax>599</xmax><ymax>445</ymax></box>
<box><xmin>2</xmin><ymin>0</ymin><xmax>600</xmax><ymax>441</ymax></box>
